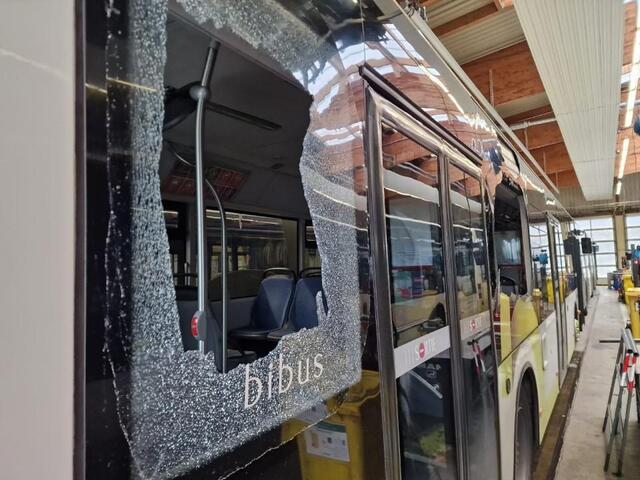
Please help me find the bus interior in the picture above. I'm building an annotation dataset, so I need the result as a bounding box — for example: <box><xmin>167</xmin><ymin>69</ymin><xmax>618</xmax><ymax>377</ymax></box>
<box><xmin>493</xmin><ymin>182</ymin><xmax>528</xmax><ymax>298</ymax></box>
<box><xmin>161</xmin><ymin>17</ymin><xmax>324</xmax><ymax>363</ymax></box>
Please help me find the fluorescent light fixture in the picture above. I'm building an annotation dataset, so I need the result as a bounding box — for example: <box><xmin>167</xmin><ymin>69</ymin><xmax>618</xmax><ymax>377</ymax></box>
<box><xmin>615</xmin><ymin>179</ymin><xmax>623</xmax><ymax>196</ymax></box>
<box><xmin>624</xmin><ymin>2</ymin><xmax>640</xmax><ymax>127</ymax></box>
<box><xmin>618</xmin><ymin>137</ymin><xmax>630</xmax><ymax>179</ymax></box>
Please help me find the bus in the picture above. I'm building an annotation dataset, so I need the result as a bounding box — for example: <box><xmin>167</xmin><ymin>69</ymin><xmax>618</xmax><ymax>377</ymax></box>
<box><xmin>14</xmin><ymin>0</ymin><xmax>593</xmax><ymax>479</ymax></box>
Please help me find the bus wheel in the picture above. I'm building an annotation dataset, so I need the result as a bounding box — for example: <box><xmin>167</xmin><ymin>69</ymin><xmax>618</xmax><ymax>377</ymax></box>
<box><xmin>514</xmin><ymin>381</ymin><xmax>535</xmax><ymax>480</ymax></box>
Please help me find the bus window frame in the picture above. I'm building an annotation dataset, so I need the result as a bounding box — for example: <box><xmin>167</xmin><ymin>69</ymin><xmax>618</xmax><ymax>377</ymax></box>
<box><xmin>444</xmin><ymin>154</ymin><xmax>502</xmax><ymax>480</ymax></box>
<box><xmin>546</xmin><ymin>213</ymin><xmax>568</xmax><ymax>379</ymax></box>
<box><xmin>518</xmin><ymin>195</ymin><xmax>535</xmax><ymax>296</ymax></box>
<box><xmin>173</xmin><ymin>201</ymin><xmax>315</xmax><ymax>298</ymax></box>
<box><xmin>202</xmin><ymin>204</ymin><xmax>307</xmax><ymax>273</ymax></box>
<box><xmin>163</xmin><ymin>200</ymin><xmax>189</xmax><ymax>283</ymax></box>
<box><xmin>445</xmin><ymin>158</ymin><xmax>494</xmax><ymax>324</ymax></box>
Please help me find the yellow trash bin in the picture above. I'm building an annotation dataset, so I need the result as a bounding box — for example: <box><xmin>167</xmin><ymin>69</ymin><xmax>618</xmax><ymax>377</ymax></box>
<box><xmin>532</xmin><ymin>288</ymin><xmax>543</xmax><ymax>322</ymax></box>
<box><xmin>546</xmin><ymin>277</ymin><xmax>554</xmax><ymax>304</ymax></box>
<box><xmin>626</xmin><ymin>287</ymin><xmax>640</xmax><ymax>339</ymax></box>
<box><xmin>283</xmin><ymin>370</ymin><xmax>383</xmax><ymax>480</ymax></box>
<box><xmin>623</xmin><ymin>272</ymin><xmax>634</xmax><ymax>305</ymax></box>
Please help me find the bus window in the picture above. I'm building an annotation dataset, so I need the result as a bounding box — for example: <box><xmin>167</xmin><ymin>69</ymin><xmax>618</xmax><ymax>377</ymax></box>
<box><xmin>85</xmin><ymin>1</ymin><xmax>379</xmax><ymax>477</ymax></box>
<box><xmin>529</xmin><ymin>221</ymin><xmax>555</xmax><ymax>321</ymax></box>
<box><xmin>494</xmin><ymin>184</ymin><xmax>527</xmax><ymax>297</ymax></box>
<box><xmin>449</xmin><ymin>171</ymin><xmax>489</xmax><ymax>316</ymax></box>
<box><xmin>163</xmin><ymin>201</ymin><xmax>189</xmax><ymax>286</ymax></box>
<box><xmin>561</xmin><ymin>223</ymin><xmax>578</xmax><ymax>296</ymax></box>
<box><xmin>492</xmin><ymin>182</ymin><xmax>537</xmax><ymax>357</ymax></box>
<box><xmin>555</xmin><ymin>225</ymin><xmax>569</xmax><ymax>298</ymax></box>
<box><xmin>205</xmin><ymin>210</ymin><xmax>298</xmax><ymax>300</ymax></box>
<box><xmin>448</xmin><ymin>164</ymin><xmax>499</xmax><ymax>478</ymax></box>
<box><xmin>303</xmin><ymin>221</ymin><xmax>321</xmax><ymax>269</ymax></box>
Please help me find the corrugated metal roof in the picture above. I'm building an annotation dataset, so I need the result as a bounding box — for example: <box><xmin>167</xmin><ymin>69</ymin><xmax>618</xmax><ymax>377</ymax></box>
<box><xmin>426</xmin><ymin>0</ymin><xmax>494</xmax><ymax>29</ymax></box>
<box><xmin>515</xmin><ymin>0</ymin><xmax>624</xmax><ymax>201</ymax></box>
<box><xmin>558</xmin><ymin>172</ymin><xmax>640</xmax><ymax>215</ymax></box>
<box><xmin>438</xmin><ymin>8</ymin><xmax>525</xmax><ymax>65</ymax></box>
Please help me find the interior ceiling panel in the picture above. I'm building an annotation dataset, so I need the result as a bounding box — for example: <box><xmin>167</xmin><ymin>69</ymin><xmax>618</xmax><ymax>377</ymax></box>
<box><xmin>514</xmin><ymin>0</ymin><xmax>624</xmax><ymax>200</ymax></box>
<box><xmin>438</xmin><ymin>8</ymin><xmax>525</xmax><ymax>65</ymax></box>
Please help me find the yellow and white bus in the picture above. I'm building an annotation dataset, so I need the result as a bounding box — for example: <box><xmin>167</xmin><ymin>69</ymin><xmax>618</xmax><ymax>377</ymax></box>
<box><xmin>2</xmin><ymin>0</ymin><xmax>596</xmax><ymax>479</ymax></box>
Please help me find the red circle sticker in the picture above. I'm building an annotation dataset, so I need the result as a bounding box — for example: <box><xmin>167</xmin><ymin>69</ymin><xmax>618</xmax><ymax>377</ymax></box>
<box><xmin>418</xmin><ymin>342</ymin><xmax>426</xmax><ymax>359</ymax></box>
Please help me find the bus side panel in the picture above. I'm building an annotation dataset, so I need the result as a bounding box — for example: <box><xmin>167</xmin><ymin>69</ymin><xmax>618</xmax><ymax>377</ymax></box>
<box><xmin>498</xmin><ymin>343</ymin><xmax>536</xmax><ymax>480</ymax></box>
<box><xmin>498</xmin><ymin>310</ymin><xmax>558</xmax><ymax>479</ymax></box>
<box><xmin>538</xmin><ymin>311</ymin><xmax>560</xmax><ymax>435</ymax></box>
<box><xmin>498</xmin><ymin>357</ymin><xmax>515</xmax><ymax>480</ymax></box>
<box><xmin>0</xmin><ymin>1</ymin><xmax>76</xmax><ymax>479</ymax></box>
<box><xmin>565</xmin><ymin>290</ymin><xmax>578</xmax><ymax>359</ymax></box>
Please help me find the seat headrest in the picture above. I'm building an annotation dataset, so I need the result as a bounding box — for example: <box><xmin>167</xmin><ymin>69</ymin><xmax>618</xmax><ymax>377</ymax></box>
<box><xmin>290</xmin><ymin>276</ymin><xmax>324</xmax><ymax>330</ymax></box>
<box><xmin>250</xmin><ymin>276</ymin><xmax>295</xmax><ymax>330</ymax></box>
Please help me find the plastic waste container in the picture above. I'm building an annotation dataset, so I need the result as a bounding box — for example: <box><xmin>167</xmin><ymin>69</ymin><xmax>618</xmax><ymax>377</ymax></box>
<box><xmin>623</xmin><ymin>273</ymin><xmax>634</xmax><ymax>305</ymax></box>
<box><xmin>283</xmin><ymin>370</ymin><xmax>383</xmax><ymax>480</ymax></box>
<box><xmin>626</xmin><ymin>287</ymin><xmax>640</xmax><ymax>340</ymax></box>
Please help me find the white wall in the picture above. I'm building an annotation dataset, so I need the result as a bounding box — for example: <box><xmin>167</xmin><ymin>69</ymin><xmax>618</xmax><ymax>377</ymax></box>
<box><xmin>0</xmin><ymin>1</ymin><xmax>75</xmax><ymax>478</ymax></box>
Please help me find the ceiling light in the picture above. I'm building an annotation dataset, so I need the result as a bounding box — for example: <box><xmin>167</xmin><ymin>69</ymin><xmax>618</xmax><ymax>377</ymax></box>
<box><xmin>615</xmin><ymin>179</ymin><xmax>623</xmax><ymax>196</ymax></box>
<box><xmin>618</xmin><ymin>137</ymin><xmax>630</xmax><ymax>179</ymax></box>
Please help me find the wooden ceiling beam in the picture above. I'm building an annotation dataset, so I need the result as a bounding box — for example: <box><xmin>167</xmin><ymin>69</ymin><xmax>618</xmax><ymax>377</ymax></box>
<box><xmin>531</xmin><ymin>143</ymin><xmax>573</xmax><ymax>175</ymax></box>
<box><xmin>421</xmin><ymin>0</ymin><xmax>445</xmax><ymax>7</ymax></box>
<box><xmin>622</xmin><ymin>152</ymin><xmax>640</xmax><ymax>177</ymax></box>
<box><xmin>433</xmin><ymin>4</ymin><xmax>499</xmax><ymax>37</ymax></box>
<box><xmin>616</xmin><ymin>132</ymin><xmax>640</xmax><ymax>177</ymax></box>
<box><xmin>623</xmin><ymin>1</ymin><xmax>637</xmax><ymax>67</ymax></box>
<box><xmin>504</xmin><ymin>104</ymin><xmax>554</xmax><ymax>125</ymax></box>
<box><xmin>462</xmin><ymin>42</ymin><xmax>545</xmax><ymax>107</ymax></box>
<box><xmin>553</xmin><ymin>170</ymin><xmax>579</xmax><ymax>188</ymax></box>
<box><xmin>514</xmin><ymin>121</ymin><xmax>563</xmax><ymax>151</ymax></box>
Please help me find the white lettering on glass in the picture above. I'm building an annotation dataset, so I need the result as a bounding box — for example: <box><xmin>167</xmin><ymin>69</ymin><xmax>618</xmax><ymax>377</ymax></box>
<box><xmin>314</xmin><ymin>353</ymin><xmax>324</xmax><ymax>378</ymax></box>
<box><xmin>278</xmin><ymin>353</ymin><xmax>293</xmax><ymax>393</ymax></box>
<box><xmin>243</xmin><ymin>353</ymin><xmax>325</xmax><ymax>409</ymax></box>
<box><xmin>244</xmin><ymin>364</ymin><xmax>263</xmax><ymax>409</ymax></box>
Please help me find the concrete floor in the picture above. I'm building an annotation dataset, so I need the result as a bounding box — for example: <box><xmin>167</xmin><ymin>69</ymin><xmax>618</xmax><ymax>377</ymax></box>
<box><xmin>555</xmin><ymin>287</ymin><xmax>640</xmax><ymax>479</ymax></box>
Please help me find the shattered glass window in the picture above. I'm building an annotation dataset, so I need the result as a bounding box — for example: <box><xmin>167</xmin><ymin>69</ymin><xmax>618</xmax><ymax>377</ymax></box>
<box><xmin>85</xmin><ymin>0</ymin><xmax>385</xmax><ymax>478</ymax></box>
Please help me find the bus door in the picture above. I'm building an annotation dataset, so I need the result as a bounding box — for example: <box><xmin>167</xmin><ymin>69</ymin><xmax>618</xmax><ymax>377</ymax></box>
<box><xmin>366</xmin><ymin>89</ymin><xmax>459</xmax><ymax>479</ymax></box>
<box><xmin>365</xmin><ymin>88</ymin><xmax>499</xmax><ymax>479</ymax></box>
<box><xmin>547</xmin><ymin>215</ymin><xmax>568</xmax><ymax>381</ymax></box>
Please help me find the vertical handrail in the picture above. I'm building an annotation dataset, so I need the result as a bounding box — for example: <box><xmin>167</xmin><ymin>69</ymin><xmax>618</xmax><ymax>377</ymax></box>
<box><xmin>208</xmin><ymin>185</ymin><xmax>228</xmax><ymax>373</ymax></box>
<box><xmin>190</xmin><ymin>41</ymin><xmax>228</xmax><ymax>371</ymax></box>
<box><xmin>165</xmin><ymin>143</ymin><xmax>228</xmax><ymax>372</ymax></box>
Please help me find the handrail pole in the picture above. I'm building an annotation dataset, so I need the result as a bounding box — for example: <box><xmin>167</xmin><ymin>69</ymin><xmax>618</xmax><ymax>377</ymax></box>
<box><xmin>190</xmin><ymin>41</ymin><xmax>219</xmax><ymax>356</ymax></box>
<box><xmin>208</xmin><ymin>186</ymin><xmax>228</xmax><ymax>373</ymax></box>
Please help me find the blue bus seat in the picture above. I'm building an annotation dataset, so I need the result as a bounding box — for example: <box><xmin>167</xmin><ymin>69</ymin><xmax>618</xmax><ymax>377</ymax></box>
<box><xmin>267</xmin><ymin>275</ymin><xmax>325</xmax><ymax>341</ymax></box>
<box><xmin>230</xmin><ymin>274</ymin><xmax>295</xmax><ymax>341</ymax></box>
<box><xmin>289</xmin><ymin>276</ymin><xmax>324</xmax><ymax>330</ymax></box>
